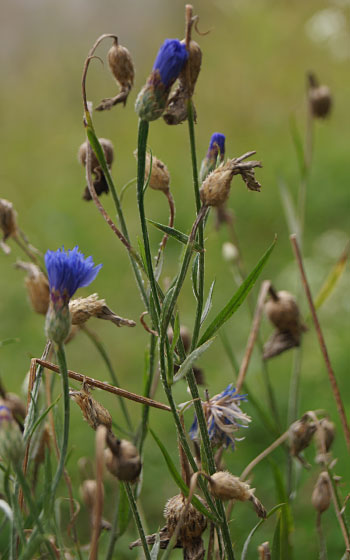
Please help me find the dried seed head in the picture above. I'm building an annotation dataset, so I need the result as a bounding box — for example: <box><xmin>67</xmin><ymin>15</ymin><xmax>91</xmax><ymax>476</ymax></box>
<box><xmin>105</xmin><ymin>434</ymin><xmax>142</xmax><ymax>483</ymax></box>
<box><xmin>308</xmin><ymin>73</ymin><xmax>332</xmax><ymax>119</ymax></box>
<box><xmin>179</xmin><ymin>40</ymin><xmax>202</xmax><ymax>94</ymax></box>
<box><xmin>16</xmin><ymin>261</ymin><xmax>50</xmax><ymax>315</ymax></box>
<box><xmin>200</xmin><ymin>164</ymin><xmax>234</xmax><ymax>207</ymax></box>
<box><xmin>0</xmin><ymin>199</ymin><xmax>18</xmax><ymax>243</ymax></box>
<box><xmin>69</xmin><ymin>293</ymin><xmax>135</xmax><ymax>328</ymax></box>
<box><xmin>265</xmin><ymin>290</ymin><xmax>306</xmax><ymax>343</ymax></box>
<box><xmin>316</xmin><ymin>418</ymin><xmax>336</xmax><ymax>453</ymax></box>
<box><xmin>222</xmin><ymin>242</ymin><xmax>239</xmax><ymax>264</ymax></box>
<box><xmin>164</xmin><ymin>494</ymin><xmax>207</xmax><ymax>543</ymax></box>
<box><xmin>134</xmin><ymin>151</ymin><xmax>170</xmax><ymax>193</ymax></box>
<box><xmin>289</xmin><ymin>414</ymin><xmax>316</xmax><ymax>458</ymax></box>
<box><xmin>78</xmin><ymin>139</ymin><xmax>114</xmax><ymax>171</ymax></box>
<box><xmin>80</xmin><ymin>479</ymin><xmax>103</xmax><ymax>511</ymax></box>
<box><xmin>70</xmin><ymin>384</ymin><xmax>112</xmax><ymax>431</ymax></box>
<box><xmin>312</xmin><ymin>472</ymin><xmax>331</xmax><ymax>513</ymax></box>
<box><xmin>208</xmin><ymin>471</ymin><xmax>266</xmax><ymax>518</ymax></box>
<box><xmin>108</xmin><ymin>40</ymin><xmax>134</xmax><ymax>91</ymax></box>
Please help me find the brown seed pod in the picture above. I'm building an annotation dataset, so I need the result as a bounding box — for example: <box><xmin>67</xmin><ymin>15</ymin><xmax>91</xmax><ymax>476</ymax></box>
<box><xmin>312</xmin><ymin>472</ymin><xmax>331</xmax><ymax>514</ymax></box>
<box><xmin>164</xmin><ymin>494</ymin><xmax>207</xmax><ymax>543</ymax></box>
<box><xmin>316</xmin><ymin>418</ymin><xmax>336</xmax><ymax>453</ymax></box>
<box><xmin>265</xmin><ymin>290</ymin><xmax>304</xmax><ymax>339</ymax></box>
<box><xmin>70</xmin><ymin>384</ymin><xmax>112</xmax><ymax>432</ymax></box>
<box><xmin>78</xmin><ymin>139</ymin><xmax>114</xmax><ymax>200</ymax></box>
<box><xmin>308</xmin><ymin>73</ymin><xmax>332</xmax><ymax>119</ymax></box>
<box><xmin>105</xmin><ymin>435</ymin><xmax>141</xmax><ymax>483</ymax></box>
<box><xmin>96</xmin><ymin>38</ymin><xmax>134</xmax><ymax>111</ymax></box>
<box><xmin>134</xmin><ymin>151</ymin><xmax>170</xmax><ymax>193</ymax></box>
<box><xmin>289</xmin><ymin>414</ymin><xmax>316</xmax><ymax>462</ymax></box>
<box><xmin>69</xmin><ymin>293</ymin><xmax>135</xmax><ymax>328</ymax></box>
<box><xmin>200</xmin><ymin>164</ymin><xmax>233</xmax><ymax>207</ymax></box>
<box><xmin>208</xmin><ymin>471</ymin><xmax>266</xmax><ymax>518</ymax></box>
<box><xmin>0</xmin><ymin>199</ymin><xmax>18</xmax><ymax>244</ymax></box>
<box><xmin>16</xmin><ymin>261</ymin><xmax>50</xmax><ymax>315</ymax></box>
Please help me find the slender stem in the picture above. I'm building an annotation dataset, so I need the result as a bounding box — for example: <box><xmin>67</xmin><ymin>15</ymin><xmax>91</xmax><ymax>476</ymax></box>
<box><xmin>124</xmin><ymin>482</ymin><xmax>151</xmax><ymax>560</ymax></box>
<box><xmin>240</xmin><ymin>431</ymin><xmax>289</xmax><ymax>481</ymax></box>
<box><xmin>90</xmin><ymin>426</ymin><xmax>106</xmax><ymax>560</ymax></box>
<box><xmin>137</xmin><ymin>334</ymin><xmax>157</xmax><ymax>454</ymax></box>
<box><xmin>50</xmin><ymin>344</ymin><xmax>70</xmax><ymax>506</ymax></box>
<box><xmin>316</xmin><ymin>512</ymin><xmax>327</xmax><ymax>560</ymax></box>
<box><xmin>290</xmin><ymin>234</ymin><xmax>350</xmax><ymax>451</ymax></box>
<box><xmin>105</xmin><ymin>487</ymin><xmax>120</xmax><ymax>560</ymax></box>
<box><xmin>82</xmin><ymin>326</ymin><xmax>133</xmax><ymax>431</ymax></box>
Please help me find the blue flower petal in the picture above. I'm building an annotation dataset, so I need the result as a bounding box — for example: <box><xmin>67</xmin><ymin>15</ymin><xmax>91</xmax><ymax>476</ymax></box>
<box><xmin>153</xmin><ymin>39</ymin><xmax>188</xmax><ymax>88</ymax></box>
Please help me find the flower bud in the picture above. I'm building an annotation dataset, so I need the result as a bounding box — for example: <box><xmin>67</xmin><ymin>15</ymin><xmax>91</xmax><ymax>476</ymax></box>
<box><xmin>312</xmin><ymin>472</ymin><xmax>331</xmax><ymax>514</ymax></box>
<box><xmin>70</xmin><ymin>385</ymin><xmax>112</xmax><ymax>432</ymax></box>
<box><xmin>105</xmin><ymin>434</ymin><xmax>141</xmax><ymax>483</ymax></box>
<box><xmin>78</xmin><ymin>139</ymin><xmax>114</xmax><ymax>200</ymax></box>
<box><xmin>316</xmin><ymin>418</ymin><xmax>335</xmax><ymax>453</ymax></box>
<box><xmin>265</xmin><ymin>290</ymin><xmax>302</xmax><ymax>337</ymax></box>
<box><xmin>308</xmin><ymin>73</ymin><xmax>332</xmax><ymax>119</ymax></box>
<box><xmin>0</xmin><ymin>401</ymin><xmax>24</xmax><ymax>465</ymax></box>
<box><xmin>69</xmin><ymin>293</ymin><xmax>135</xmax><ymax>328</ymax></box>
<box><xmin>45</xmin><ymin>299</ymin><xmax>71</xmax><ymax>345</ymax></box>
<box><xmin>96</xmin><ymin>38</ymin><xmax>134</xmax><ymax>110</ymax></box>
<box><xmin>208</xmin><ymin>471</ymin><xmax>266</xmax><ymax>518</ymax></box>
<box><xmin>222</xmin><ymin>242</ymin><xmax>239</xmax><ymax>264</ymax></box>
<box><xmin>164</xmin><ymin>493</ymin><xmax>207</xmax><ymax>543</ymax></box>
<box><xmin>136</xmin><ymin>151</ymin><xmax>170</xmax><ymax>193</ymax></box>
<box><xmin>289</xmin><ymin>414</ymin><xmax>316</xmax><ymax>459</ymax></box>
<box><xmin>16</xmin><ymin>261</ymin><xmax>50</xmax><ymax>315</ymax></box>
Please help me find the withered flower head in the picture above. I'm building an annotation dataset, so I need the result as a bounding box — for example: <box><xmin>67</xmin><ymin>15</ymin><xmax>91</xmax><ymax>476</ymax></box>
<box><xmin>200</xmin><ymin>152</ymin><xmax>262</xmax><ymax>207</ymax></box>
<box><xmin>69</xmin><ymin>293</ymin><xmax>135</xmax><ymax>328</ymax></box>
<box><xmin>188</xmin><ymin>384</ymin><xmax>251</xmax><ymax>450</ymax></box>
<box><xmin>78</xmin><ymin>138</ymin><xmax>114</xmax><ymax>201</ymax></box>
<box><xmin>96</xmin><ymin>37</ymin><xmax>134</xmax><ymax>111</ymax></box>
<box><xmin>315</xmin><ymin>418</ymin><xmax>336</xmax><ymax>454</ymax></box>
<box><xmin>289</xmin><ymin>413</ymin><xmax>316</xmax><ymax>466</ymax></box>
<box><xmin>164</xmin><ymin>493</ymin><xmax>207</xmax><ymax>543</ymax></box>
<box><xmin>104</xmin><ymin>432</ymin><xmax>141</xmax><ymax>483</ymax></box>
<box><xmin>134</xmin><ymin>150</ymin><xmax>170</xmax><ymax>193</ymax></box>
<box><xmin>80</xmin><ymin>479</ymin><xmax>102</xmax><ymax>511</ymax></box>
<box><xmin>16</xmin><ymin>261</ymin><xmax>50</xmax><ymax>315</ymax></box>
<box><xmin>70</xmin><ymin>383</ymin><xmax>112</xmax><ymax>431</ymax></box>
<box><xmin>308</xmin><ymin>72</ymin><xmax>332</xmax><ymax>119</ymax></box>
<box><xmin>0</xmin><ymin>199</ymin><xmax>18</xmax><ymax>253</ymax></box>
<box><xmin>208</xmin><ymin>471</ymin><xmax>267</xmax><ymax>518</ymax></box>
<box><xmin>311</xmin><ymin>471</ymin><xmax>331</xmax><ymax>514</ymax></box>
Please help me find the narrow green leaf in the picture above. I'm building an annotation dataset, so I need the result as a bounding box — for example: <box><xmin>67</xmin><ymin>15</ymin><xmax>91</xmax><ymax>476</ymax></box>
<box><xmin>199</xmin><ymin>237</ymin><xmax>276</xmax><ymax>345</ymax></box>
<box><xmin>0</xmin><ymin>338</ymin><xmax>19</xmax><ymax>348</ymax></box>
<box><xmin>270</xmin><ymin>461</ymin><xmax>293</xmax><ymax>559</ymax></box>
<box><xmin>29</xmin><ymin>394</ymin><xmax>61</xmax><ymax>439</ymax></box>
<box><xmin>171</xmin><ymin>313</ymin><xmax>180</xmax><ymax>351</ymax></box>
<box><xmin>271</xmin><ymin>515</ymin><xmax>282</xmax><ymax>560</ymax></box>
<box><xmin>147</xmin><ymin>219</ymin><xmax>203</xmax><ymax>253</ymax></box>
<box><xmin>314</xmin><ymin>243</ymin><xmax>350</xmax><ymax>310</ymax></box>
<box><xmin>118</xmin><ymin>482</ymin><xmax>130</xmax><ymax>537</ymax></box>
<box><xmin>0</xmin><ymin>500</ymin><xmax>13</xmax><ymax>522</ymax></box>
<box><xmin>150</xmin><ymin>531</ymin><xmax>161</xmax><ymax>559</ymax></box>
<box><xmin>278</xmin><ymin>180</ymin><xmax>300</xmax><ymax>239</ymax></box>
<box><xmin>150</xmin><ymin>429</ymin><xmax>219</xmax><ymax>523</ymax></box>
<box><xmin>241</xmin><ymin>503</ymin><xmax>284</xmax><ymax>560</ymax></box>
<box><xmin>160</xmin><ymin>287</ymin><xmax>175</xmax><ymax>335</ymax></box>
<box><xmin>173</xmin><ymin>338</ymin><xmax>215</xmax><ymax>383</ymax></box>
<box><xmin>192</xmin><ymin>253</ymin><xmax>200</xmax><ymax>301</ymax></box>
<box><xmin>200</xmin><ymin>279</ymin><xmax>216</xmax><ymax>325</ymax></box>
<box><xmin>137</xmin><ymin>237</ymin><xmax>148</xmax><ymax>273</ymax></box>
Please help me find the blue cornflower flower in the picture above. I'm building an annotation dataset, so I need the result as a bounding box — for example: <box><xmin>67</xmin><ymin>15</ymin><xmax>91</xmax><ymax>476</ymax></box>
<box><xmin>135</xmin><ymin>39</ymin><xmax>188</xmax><ymax>121</ymax></box>
<box><xmin>188</xmin><ymin>384</ymin><xmax>251</xmax><ymax>450</ymax></box>
<box><xmin>200</xmin><ymin>133</ymin><xmax>226</xmax><ymax>183</ymax></box>
<box><xmin>44</xmin><ymin>246</ymin><xmax>102</xmax><ymax>344</ymax></box>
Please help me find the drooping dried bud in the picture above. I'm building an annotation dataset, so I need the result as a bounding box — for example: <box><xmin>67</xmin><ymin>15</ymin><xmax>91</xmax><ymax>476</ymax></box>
<box><xmin>164</xmin><ymin>493</ymin><xmax>207</xmax><ymax>557</ymax></box>
<box><xmin>69</xmin><ymin>293</ymin><xmax>135</xmax><ymax>328</ymax></box>
<box><xmin>80</xmin><ymin>479</ymin><xmax>101</xmax><ymax>511</ymax></box>
<box><xmin>96</xmin><ymin>38</ymin><xmax>134</xmax><ymax>111</ymax></box>
<box><xmin>263</xmin><ymin>288</ymin><xmax>307</xmax><ymax>359</ymax></box>
<box><xmin>105</xmin><ymin>433</ymin><xmax>141</xmax><ymax>483</ymax></box>
<box><xmin>311</xmin><ymin>472</ymin><xmax>331</xmax><ymax>514</ymax></box>
<box><xmin>200</xmin><ymin>153</ymin><xmax>262</xmax><ymax>207</ymax></box>
<box><xmin>0</xmin><ymin>401</ymin><xmax>24</xmax><ymax>465</ymax></box>
<box><xmin>258</xmin><ymin>542</ymin><xmax>271</xmax><ymax>560</ymax></box>
<box><xmin>135</xmin><ymin>151</ymin><xmax>170</xmax><ymax>193</ymax></box>
<box><xmin>16</xmin><ymin>261</ymin><xmax>50</xmax><ymax>315</ymax></box>
<box><xmin>315</xmin><ymin>418</ymin><xmax>336</xmax><ymax>454</ymax></box>
<box><xmin>289</xmin><ymin>413</ymin><xmax>316</xmax><ymax>466</ymax></box>
<box><xmin>78</xmin><ymin>139</ymin><xmax>114</xmax><ymax>201</ymax></box>
<box><xmin>0</xmin><ymin>199</ymin><xmax>18</xmax><ymax>253</ymax></box>
<box><xmin>308</xmin><ymin>73</ymin><xmax>332</xmax><ymax>119</ymax></box>
<box><xmin>70</xmin><ymin>384</ymin><xmax>112</xmax><ymax>431</ymax></box>
<box><xmin>207</xmin><ymin>471</ymin><xmax>266</xmax><ymax>518</ymax></box>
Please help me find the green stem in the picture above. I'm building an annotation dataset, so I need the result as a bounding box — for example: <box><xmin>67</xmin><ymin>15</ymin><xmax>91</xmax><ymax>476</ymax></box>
<box><xmin>82</xmin><ymin>326</ymin><xmax>133</xmax><ymax>432</ymax></box>
<box><xmin>50</xmin><ymin>343</ymin><xmax>70</xmax><ymax>505</ymax></box>
<box><xmin>124</xmin><ymin>482</ymin><xmax>151</xmax><ymax>560</ymax></box>
<box><xmin>137</xmin><ymin>334</ymin><xmax>157</xmax><ymax>454</ymax></box>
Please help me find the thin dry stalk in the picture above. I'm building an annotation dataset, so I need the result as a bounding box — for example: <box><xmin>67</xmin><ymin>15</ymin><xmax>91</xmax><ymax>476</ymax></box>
<box><xmin>240</xmin><ymin>431</ymin><xmax>289</xmax><ymax>482</ymax></box>
<box><xmin>89</xmin><ymin>425</ymin><xmax>106</xmax><ymax>560</ymax></box>
<box><xmin>290</xmin><ymin>234</ymin><xmax>350</xmax><ymax>451</ymax></box>
<box><xmin>140</xmin><ymin>311</ymin><xmax>158</xmax><ymax>337</ymax></box>
<box><xmin>236</xmin><ymin>280</ymin><xmax>271</xmax><ymax>392</ymax></box>
<box><xmin>35</xmin><ymin>358</ymin><xmax>171</xmax><ymax>412</ymax></box>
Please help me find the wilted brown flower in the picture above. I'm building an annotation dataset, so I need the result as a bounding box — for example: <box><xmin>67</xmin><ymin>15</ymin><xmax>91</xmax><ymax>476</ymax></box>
<box><xmin>207</xmin><ymin>471</ymin><xmax>266</xmax><ymax>518</ymax></box>
<box><xmin>78</xmin><ymin>138</ymin><xmax>114</xmax><ymax>200</ymax></box>
<box><xmin>105</xmin><ymin>432</ymin><xmax>141</xmax><ymax>483</ymax></box>
<box><xmin>289</xmin><ymin>413</ymin><xmax>316</xmax><ymax>467</ymax></box>
<box><xmin>308</xmin><ymin>72</ymin><xmax>332</xmax><ymax>119</ymax></box>
<box><xmin>16</xmin><ymin>261</ymin><xmax>50</xmax><ymax>314</ymax></box>
<box><xmin>69</xmin><ymin>293</ymin><xmax>136</xmax><ymax>328</ymax></box>
<box><xmin>96</xmin><ymin>37</ymin><xmax>134</xmax><ymax>111</ymax></box>
<box><xmin>312</xmin><ymin>471</ymin><xmax>331</xmax><ymax>514</ymax></box>
<box><xmin>70</xmin><ymin>383</ymin><xmax>112</xmax><ymax>431</ymax></box>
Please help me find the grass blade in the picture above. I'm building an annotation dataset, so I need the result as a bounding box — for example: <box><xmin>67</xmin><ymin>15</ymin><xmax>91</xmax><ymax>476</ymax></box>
<box><xmin>201</xmin><ymin>279</ymin><xmax>216</xmax><ymax>326</ymax></box>
<box><xmin>147</xmin><ymin>219</ymin><xmax>203</xmax><ymax>253</ymax></box>
<box><xmin>241</xmin><ymin>503</ymin><xmax>284</xmax><ymax>560</ymax></box>
<box><xmin>314</xmin><ymin>243</ymin><xmax>350</xmax><ymax>310</ymax></box>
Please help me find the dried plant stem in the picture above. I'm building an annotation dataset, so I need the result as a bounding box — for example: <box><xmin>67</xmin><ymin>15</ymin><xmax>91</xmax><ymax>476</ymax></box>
<box><xmin>124</xmin><ymin>482</ymin><xmax>151</xmax><ymax>560</ymax></box>
<box><xmin>90</xmin><ymin>425</ymin><xmax>106</xmax><ymax>560</ymax></box>
<box><xmin>236</xmin><ymin>280</ymin><xmax>271</xmax><ymax>392</ymax></box>
<box><xmin>240</xmin><ymin>431</ymin><xmax>289</xmax><ymax>482</ymax></box>
<box><xmin>290</xmin><ymin>234</ymin><xmax>350</xmax><ymax>451</ymax></box>
<box><xmin>13</xmin><ymin>234</ymin><xmax>46</xmax><ymax>275</ymax></box>
<box><xmin>316</xmin><ymin>512</ymin><xmax>327</xmax><ymax>560</ymax></box>
<box><xmin>81</xmin><ymin>325</ymin><xmax>133</xmax><ymax>431</ymax></box>
<box><xmin>35</xmin><ymin>358</ymin><xmax>171</xmax><ymax>412</ymax></box>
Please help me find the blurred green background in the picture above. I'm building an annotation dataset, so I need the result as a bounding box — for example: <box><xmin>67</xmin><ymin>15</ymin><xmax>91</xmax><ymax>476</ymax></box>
<box><xmin>1</xmin><ymin>0</ymin><xmax>350</xmax><ymax>557</ymax></box>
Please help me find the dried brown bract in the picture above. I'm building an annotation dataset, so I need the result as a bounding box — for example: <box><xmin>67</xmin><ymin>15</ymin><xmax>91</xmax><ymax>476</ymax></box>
<box><xmin>104</xmin><ymin>432</ymin><xmax>141</xmax><ymax>483</ymax></box>
<box><xmin>289</xmin><ymin>413</ymin><xmax>316</xmax><ymax>467</ymax></box>
<box><xmin>70</xmin><ymin>383</ymin><xmax>112</xmax><ymax>431</ymax></box>
<box><xmin>263</xmin><ymin>288</ymin><xmax>307</xmax><ymax>360</ymax></box>
<box><xmin>16</xmin><ymin>261</ymin><xmax>50</xmax><ymax>315</ymax></box>
<box><xmin>78</xmin><ymin>138</ymin><xmax>114</xmax><ymax>201</ymax></box>
<box><xmin>308</xmin><ymin>72</ymin><xmax>332</xmax><ymax>119</ymax></box>
<box><xmin>200</xmin><ymin>152</ymin><xmax>262</xmax><ymax>208</ymax></box>
<box><xmin>207</xmin><ymin>471</ymin><xmax>266</xmax><ymax>518</ymax></box>
<box><xmin>0</xmin><ymin>199</ymin><xmax>18</xmax><ymax>253</ymax></box>
<box><xmin>96</xmin><ymin>38</ymin><xmax>134</xmax><ymax>111</ymax></box>
<box><xmin>69</xmin><ymin>293</ymin><xmax>136</xmax><ymax>328</ymax></box>
<box><xmin>312</xmin><ymin>472</ymin><xmax>331</xmax><ymax>513</ymax></box>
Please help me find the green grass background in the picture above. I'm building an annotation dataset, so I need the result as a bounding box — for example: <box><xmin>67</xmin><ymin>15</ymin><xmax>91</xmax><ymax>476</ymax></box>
<box><xmin>0</xmin><ymin>0</ymin><xmax>350</xmax><ymax>557</ymax></box>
